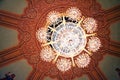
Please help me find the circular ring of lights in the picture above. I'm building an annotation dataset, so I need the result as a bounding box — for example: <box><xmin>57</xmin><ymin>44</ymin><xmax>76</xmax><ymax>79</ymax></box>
<box><xmin>36</xmin><ymin>7</ymin><xmax>102</xmax><ymax>72</ymax></box>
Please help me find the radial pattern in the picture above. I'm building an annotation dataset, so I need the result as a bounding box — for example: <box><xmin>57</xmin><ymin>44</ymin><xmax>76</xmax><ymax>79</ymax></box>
<box><xmin>51</xmin><ymin>22</ymin><xmax>86</xmax><ymax>57</ymax></box>
<box><xmin>36</xmin><ymin>7</ymin><xmax>101</xmax><ymax>72</ymax></box>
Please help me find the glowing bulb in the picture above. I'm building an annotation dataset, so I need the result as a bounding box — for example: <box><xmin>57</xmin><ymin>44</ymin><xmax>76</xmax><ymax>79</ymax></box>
<box><xmin>87</xmin><ymin>37</ymin><xmax>101</xmax><ymax>52</ymax></box>
<box><xmin>40</xmin><ymin>46</ymin><xmax>55</xmax><ymax>62</ymax></box>
<box><xmin>56</xmin><ymin>58</ymin><xmax>71</xmax><ymax>72</ymax></box>
<box><xmin>66</xmin><ymin>7</ymin><xmax>82</xmax><ymax>20</ymax></box>
<box><xmin>75</xmin><ymin>53</ymin><xmax>90</xmax><ymax>68</ymax></box>
<box><xmin>83</xmin><ymin>17</ymin><xmax>97</xmax><ymax>33</ymax></box>
<box><xmin>47</xmin><ymin>11</ymin><xmax>60</xmax><ymax>23</ymax></box>
<box><xmin>36</xmin><ymin>28</ymin><xmax>47</xmax><ymax>43</ymax></box>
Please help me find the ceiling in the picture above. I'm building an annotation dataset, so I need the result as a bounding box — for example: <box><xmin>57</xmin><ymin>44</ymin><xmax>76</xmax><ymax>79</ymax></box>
<box><xmin>0</xmin><ymin>0</ymin><xmax>120</xmax><ymax>80</ymax></box>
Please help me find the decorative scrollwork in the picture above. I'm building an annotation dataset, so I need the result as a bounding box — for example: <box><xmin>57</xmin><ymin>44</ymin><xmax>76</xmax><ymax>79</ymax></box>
<box><xmin>45</xmin><ymin>0</ymin><xmax>55</xmax><ymax>4</ymax></box>
<box><xmin>20</xmin><ymin>0</ymin><xmax>109</xmax><ymax>79</ymax></box>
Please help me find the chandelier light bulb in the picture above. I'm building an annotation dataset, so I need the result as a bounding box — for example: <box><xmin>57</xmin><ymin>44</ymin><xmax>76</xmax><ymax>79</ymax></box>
<box><xmin>75</xmin><ymin>53</ymin><xmax>91</xmax><ymax>68</ymax></box>
<box><xmin>40</xmin><ymin>46</ymin><xmax>55</xmax><ymax>62</ymax></box>
<box><xmin>56</xmin><ymin>58</ymin><xmax>71</xmax><ymax>72</ymax></box>
<box><xmin>83</xmin><ymin>17</ymin><xmax>97</xmax><ymax>33</ymax></box>
<box><xmin>47</xmin><ymin>11</ymin><xmax>60</xmax><ymax>23</ymax></box>
<box><xmin>66</xmin><ymin>7</ymin><xmax>82</xmax><ymax>20</ymax></box>
<box><xmin>36</xmin><ymin>28</ymin><xmax>47</xmax><ymax>43</ymax></box>
<box><xmin>87</xmin><ymin>37</ymin><xmax>101</xmax><ymax>52</ymax></box>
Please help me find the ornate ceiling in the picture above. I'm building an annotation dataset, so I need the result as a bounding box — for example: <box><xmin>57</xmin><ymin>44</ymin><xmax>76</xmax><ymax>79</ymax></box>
<box><xmin>0</xmin><ymin>0</ymin><xmax>120</xmax><ymax>80</ymax></box>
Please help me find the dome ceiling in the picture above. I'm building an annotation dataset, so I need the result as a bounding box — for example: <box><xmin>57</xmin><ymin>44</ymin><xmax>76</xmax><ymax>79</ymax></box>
<box><xmin>0</xmin><ymin>0</ymin><xmax>120</xmax><ymax>80</ymax></box>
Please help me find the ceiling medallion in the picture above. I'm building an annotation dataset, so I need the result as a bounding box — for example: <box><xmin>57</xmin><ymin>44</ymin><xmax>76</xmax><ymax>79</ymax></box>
<box><xmin>19</xmin><ymin>0</ymin><xmax>110</xmax><ymax>79</ymax></box>
<box><xmin>36</xmin><ymin>7</ymin><xmax>101</xmax><ymax>72</ymax></box>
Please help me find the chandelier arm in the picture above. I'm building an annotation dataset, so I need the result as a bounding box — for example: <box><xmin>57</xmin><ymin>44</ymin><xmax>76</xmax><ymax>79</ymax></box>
<box><xmin>52</xmin><ymin>54</ymin><xmax>60</xmax><ymax>63</ymax></box>
<box><xmin>42</xmin><ymin>41</ymin><xmax>57</xmax><ymax>47</ymax></box>
<box><xmin>71</xmin><ymin>57</ymin><xmax>75</xmax><ymax>67</ymax></box>
<box><xmin>85</xmin><ymin>33</ymin><xmax>96</xmax><ymax>37</ymax></box>
<box><xmin>62</xmin><ymin>15</ymin><xmax>66</xmax><ymax>26</ymax></box>
<box><xmin>76</xmin><ymin>16</ymin><xmax>84</xmax><ymax>27</ymax></box>
<box><xmin>83</xmin><ymin>48</ymin><xmax>92</xmax><ymax>56</ymax></box>
<box><xmin>48</xmin><ymin>26</ymin><xmax>57</xmax><ymax>32</ymax></box>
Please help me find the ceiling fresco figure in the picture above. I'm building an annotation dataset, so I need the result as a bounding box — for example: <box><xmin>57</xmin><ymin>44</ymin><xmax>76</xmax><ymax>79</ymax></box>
<box><xmin>0</xmin><ymin>0</ymin><xmax>120</xmax><ymax>80</ymax></box>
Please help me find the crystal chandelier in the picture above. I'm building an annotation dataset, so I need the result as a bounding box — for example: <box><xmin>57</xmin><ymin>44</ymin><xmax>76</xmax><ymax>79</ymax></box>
<box><xmin>36</xmin><ymin>7</ymin><xmax>101</xmax><ymax>72</ymax></box>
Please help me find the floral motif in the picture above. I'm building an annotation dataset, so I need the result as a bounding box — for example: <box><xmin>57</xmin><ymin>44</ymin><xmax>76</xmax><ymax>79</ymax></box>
<box><xmin>75</xmin><ymin>53</ymin><xmax>91</xmax><ymax>68</ymax></box>
<box><xmin>36</xmin><ymin>28</ymin><xmax>47</xmax><ymax>43</ymax></box>
<box><xmin>47</xmin><ymin>11</ymin><xmax>60</xmax><ymax>23</ymax></box>
<box><xmin>87</xmin><ymin>37</ymin><xmax>101</xmax><ymax>52</ymax></box>
<box><xmin>40</xmin><ymin>46</ymin><xmax>55</xmax><ymax>62</ymax></box>
<box><xmin>56</xmin><ymin>58</ymin><xmax>71</xmax><ymax>72</ymax></box>
<box><xmin>66</xmin><ymin>7</ymin><xmax>82</xmax><ymax>20</ymax></box>
<box><xmin>83</xmin><ymin>17</ymin><xmax>97</xmax><ymax>33</ymax></box>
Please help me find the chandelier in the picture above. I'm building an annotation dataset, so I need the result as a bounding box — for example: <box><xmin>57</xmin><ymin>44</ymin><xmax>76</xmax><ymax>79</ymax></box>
<box><xmin>36</xmin><ymin>7</ymin><xmax>101</xmax><ymax>72</ymax></box>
